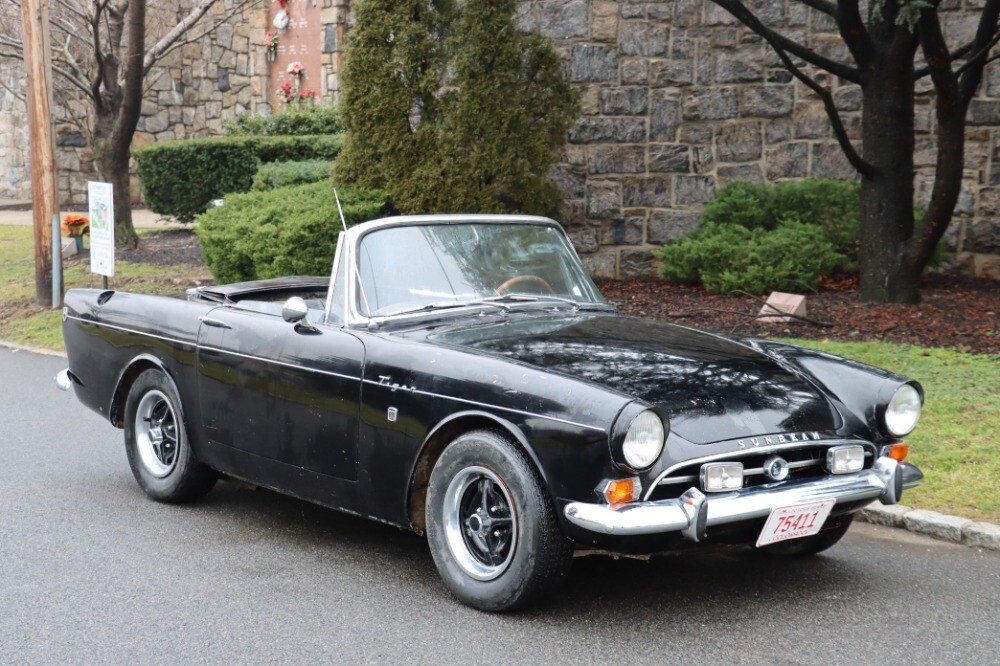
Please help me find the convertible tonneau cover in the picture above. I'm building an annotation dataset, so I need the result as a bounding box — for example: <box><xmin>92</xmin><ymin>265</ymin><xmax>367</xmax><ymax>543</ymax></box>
<box><xmin>187</xmin><ymin>276</ymin><xmax>329</xmax><ymax>303</ymax></box>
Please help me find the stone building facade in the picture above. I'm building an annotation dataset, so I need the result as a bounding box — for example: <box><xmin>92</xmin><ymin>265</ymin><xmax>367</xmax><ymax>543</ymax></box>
<box><xmin>1</xmin><ymin>0</ymin><xmax>998</xmax><ymax>277</ymax></box>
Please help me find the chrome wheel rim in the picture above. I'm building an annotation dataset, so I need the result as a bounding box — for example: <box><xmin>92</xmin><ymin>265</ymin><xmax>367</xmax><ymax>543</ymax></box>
<box><xmin>134</xmin><ymin>390</ymin><xmax>179</xmax><ymax>478</ymax></box>
<box><xmin>443</xmin><ymin>466</ymin><xmax>518</xmax><ymax>581</ymax></box>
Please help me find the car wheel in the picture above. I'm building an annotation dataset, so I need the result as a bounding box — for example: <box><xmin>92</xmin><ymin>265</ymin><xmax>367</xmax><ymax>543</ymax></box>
<box><xmin>425</xmin><ymin>430</ymin><xmax>573</xmax><ymax>612</ymax></box>
<box><xmin>123</xmin><ymin>368</ymin><xmax>217</xmax><ymax>503</ymax></box>
<box><xmin>756</xmin><ymin>514</ymin><xmax>854</xmax><ymax>556</ymax></box>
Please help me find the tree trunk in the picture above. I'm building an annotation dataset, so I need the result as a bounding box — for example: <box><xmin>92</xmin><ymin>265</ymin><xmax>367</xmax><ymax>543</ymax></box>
<box><xmin>859</xmin><ymin>65</ymin><xmax>919</xmax><ymax>304</ymax></box>
<box><xmin>92</xmin><ymin>112</ymin><xmax>139</xmax><ymax>249</ymax></box>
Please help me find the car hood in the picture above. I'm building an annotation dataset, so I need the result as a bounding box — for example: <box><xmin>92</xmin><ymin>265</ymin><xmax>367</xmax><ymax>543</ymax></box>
<box><xmin>423</xmin><ymin>313</ymin><xmax>840</xmax><ymax>444</ymax></box>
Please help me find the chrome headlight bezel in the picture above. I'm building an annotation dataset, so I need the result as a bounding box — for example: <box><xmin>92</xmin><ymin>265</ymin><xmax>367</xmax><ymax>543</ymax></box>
<box><xmin>882</xmin><ymin>383</ymin><xmax>922</xmax><ymax>437</ymax></box>
<box><xmin>621</xmin><ymin>409</ymin><xmax>666</xmax><ymax>470</ymax></box>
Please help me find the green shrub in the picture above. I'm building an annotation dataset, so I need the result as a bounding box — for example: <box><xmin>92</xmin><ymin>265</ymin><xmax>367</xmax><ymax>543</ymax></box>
<box><xmin>657</xmin><ymin>221</ymin><xmax>843</xmax><ymax>294</ymax></box>
<box><xmin>134</xmin><ymin>138</ymin><xmax>259</xmax><ymax>223</ymax></box>
<box><xmin>334</xmin><ymin>0</ymin><xmax>579</xmax><ymax>217</ymax></box>
<box><xmin>135</xmin><ymin>135</ymin><xmax>344</xmax><ymax>222</ymax></box>
<box><xmin>223</xmin><ymin>106</ymin><xmax>345</xmax><ymax>136</ymax></box>
<box><xmin>252</xmin><ymin>160</ymin><xmax>334</xmax><ymax>191</ymax></box>
<box><xmin>196</xmin><ymin>180</ymin><xmax>389</xmax><ymax>284</ymax></box>
<box><xmin>700</xmin><ymin>179</ymin><xmax>861</xmax><ymax>268</ymax></box>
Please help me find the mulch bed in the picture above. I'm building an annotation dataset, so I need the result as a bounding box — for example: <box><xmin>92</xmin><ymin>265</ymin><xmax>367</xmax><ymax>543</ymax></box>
<box><xmin>598</xmin><ymin>273</ymin><xmax>1000</xmax><ymax>355</ymax></box>
<box><xmin>107</xmin><ymin>229</ymin><xmax>998</xmax><ymax>355</ymax></box>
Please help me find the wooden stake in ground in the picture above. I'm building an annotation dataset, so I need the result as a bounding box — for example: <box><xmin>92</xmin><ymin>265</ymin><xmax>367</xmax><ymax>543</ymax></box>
<box><xmin>20</xmin><ymin>0</ymin><xmax>59</xmax><ymax>307</ymax></box>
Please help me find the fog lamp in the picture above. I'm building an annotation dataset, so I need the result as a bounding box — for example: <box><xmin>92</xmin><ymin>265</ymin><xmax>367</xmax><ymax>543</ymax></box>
<box><xmin>826</xmin><ymin>444</ymin><xmax>865</xmax><ymax>474</ymax></box>
<box><xmin>700</xmin><ymin>462</ymin><xmax>743</xmax><ymax>493</ymax></box>
<box><xmin>603</xmin><ymin>478</ymin><xmax>640</xmax><ymax>504</ymax></box>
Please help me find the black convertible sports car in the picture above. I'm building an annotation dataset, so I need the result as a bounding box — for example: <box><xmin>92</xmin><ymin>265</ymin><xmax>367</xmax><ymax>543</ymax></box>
<box><xmin>57</xmin><ymin>215</ymin><xmax>924</xmax><ymax>611</ymax></box>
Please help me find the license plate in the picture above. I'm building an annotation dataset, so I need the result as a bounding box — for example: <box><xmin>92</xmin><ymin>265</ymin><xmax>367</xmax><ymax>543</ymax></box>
<box><xmin>756</xmin><ymin>499</ymin><xmax>836</xmax><ymax>548</ymax></box>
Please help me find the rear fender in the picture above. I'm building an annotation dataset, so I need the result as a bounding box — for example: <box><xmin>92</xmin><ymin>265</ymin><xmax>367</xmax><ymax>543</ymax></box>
<box><xmin>109</xmin><ymin>353</ymin><xmax>183</xmax><ymax>427</ymax></box>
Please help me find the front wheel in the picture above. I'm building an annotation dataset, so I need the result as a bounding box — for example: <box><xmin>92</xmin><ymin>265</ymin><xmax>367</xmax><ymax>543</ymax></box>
<box><xmin>123</xmin><ymin>369</ymin><xmax>217</xmax><ymax>503</ymax></box>
<box><xmin>425</xmin><ymin>430</ymin><xmax>572</xmax><ymax>612</ymax></box>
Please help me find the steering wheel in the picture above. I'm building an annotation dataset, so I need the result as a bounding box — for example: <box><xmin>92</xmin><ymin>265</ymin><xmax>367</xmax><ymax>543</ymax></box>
<box><xmin>494</xmin><ymin>274</ymin><xmax>555</xmax><ymax>296</ymax></box>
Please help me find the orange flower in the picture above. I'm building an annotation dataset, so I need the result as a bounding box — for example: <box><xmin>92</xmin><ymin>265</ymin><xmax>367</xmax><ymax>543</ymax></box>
<box><xmin>63</xmin><ymin>213</ymin><xmax>89</xmax><ymax>236</ymax></box>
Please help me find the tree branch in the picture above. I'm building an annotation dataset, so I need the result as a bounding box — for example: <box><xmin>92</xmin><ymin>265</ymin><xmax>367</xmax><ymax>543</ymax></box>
<box><xmin>914</xmin><ymin>40</ymin><xmax>975</xmax><ymax>79</ymax></box>
<box><xmin>835</xmin><ymin>0</ymin><xmax>875</xmax><ymax>66</ymax></box>
<box><xmin>147</xmin><ymin>0</ymin><xmax>261</xmax><ymax>70</ymax></box>
<box><xmin>911</xmin><ymin>9</ymin><xmax>966</xmax><ymax>273</ymax></box>
<box><xmin>798</xmin><ymin>0</ymin><xmax>837</xmax><ymax>16</ymax></box>
<box><xmin>710</xmin><ymin>0</ymin><xmax>863</xmax><ymax>82</ymax></box>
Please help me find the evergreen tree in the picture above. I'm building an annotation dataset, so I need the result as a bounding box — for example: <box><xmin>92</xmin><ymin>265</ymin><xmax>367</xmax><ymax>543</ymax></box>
<box><xmin>334</xmin><ymin>0</ymin><xmax>579</xmax><ymax>217</ymax></box>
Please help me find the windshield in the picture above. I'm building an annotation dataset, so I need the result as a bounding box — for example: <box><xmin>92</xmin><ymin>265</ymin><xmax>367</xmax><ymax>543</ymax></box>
<box><xmin>355</xmin><ymin>222</ymin><xmax>607</xmax><ymax>317</ymax></box>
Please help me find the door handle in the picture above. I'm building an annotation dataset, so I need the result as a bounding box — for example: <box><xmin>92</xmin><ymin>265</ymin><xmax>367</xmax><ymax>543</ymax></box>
<box><xmin>199</xmin><ymin>316</ymin><xmax>232</xmax><ymax>329</ymax></box>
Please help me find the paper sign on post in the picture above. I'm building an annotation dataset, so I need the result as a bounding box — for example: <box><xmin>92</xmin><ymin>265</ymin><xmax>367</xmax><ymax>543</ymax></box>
<box><xmin>87</xmin><ymin>181</ymin><xmax>114</xmax><ymax>278</ymax></box>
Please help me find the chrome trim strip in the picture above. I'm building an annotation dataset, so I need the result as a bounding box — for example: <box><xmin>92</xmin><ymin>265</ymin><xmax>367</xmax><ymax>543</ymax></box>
<box><xmin>66</xmin><ymin>315</ymin><xmax>602</xmax><ymax>432</ymax></box>
<box><xmin>65</xmin><ymin>315</ymin><xmax>191</xmax><ymax>347</ymax></box>
<box><xmin>567</xmin><ymin>457</ymin><xmax>913</xmax><ymax>537</ymax></box>
<box><xmin>199</xmin><ymin>345</ymin><xmax>360</xmax><ymax>382</ymax></box>
<box><xmin>646</xmin><ymin>439</ymin><xmax>866</xmax><ymax>500</ymax></box>
<box><xmin>361</xmin><ymin>378</ymin><xmax>606</xmax><ymax>432</ymax></box>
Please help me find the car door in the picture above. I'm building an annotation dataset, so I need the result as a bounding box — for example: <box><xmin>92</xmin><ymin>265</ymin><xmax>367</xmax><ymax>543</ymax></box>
<box><xmin>197</xmin><ymin>304</ymin><xmax>365</xmax><ymax>481</ymax></box>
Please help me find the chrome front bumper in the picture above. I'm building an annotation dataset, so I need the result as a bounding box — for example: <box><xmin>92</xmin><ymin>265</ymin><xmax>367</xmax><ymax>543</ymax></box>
<box><xmin>564</xmin><ymin>457</ymin><xmax>923</xmax><ymax>540</ymax></box>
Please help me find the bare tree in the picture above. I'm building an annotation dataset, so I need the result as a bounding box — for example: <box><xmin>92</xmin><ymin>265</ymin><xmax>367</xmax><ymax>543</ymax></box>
<box><xmin>0</xmin><ymin>0</ymin><xmax>259</xmax><ymax>247</ymax></box>
<box><xmin>707</xmin><ymin>0</ymin><xmax>1000</xmax><ymax>304</ymax></box>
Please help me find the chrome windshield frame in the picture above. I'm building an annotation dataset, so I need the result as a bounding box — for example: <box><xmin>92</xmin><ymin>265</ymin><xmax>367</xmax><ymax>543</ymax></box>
<box><xmin>333</xmin><ymin>214</ymin><xmax>602</xmax><ymax>329</ymax></box>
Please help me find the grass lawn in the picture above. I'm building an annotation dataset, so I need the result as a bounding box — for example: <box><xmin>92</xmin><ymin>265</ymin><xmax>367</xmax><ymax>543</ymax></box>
<box><xmin>1</xmin><ymin>225</ymin><xmax>996</xmax><ymax>522</ymax></box>
<box><xmin>782</xmin><ymin>339</ymin><xmax>999</xmax><ymax>523</ymax></box>
<box><xmin>0</xmin><ymin>226</ymin><xmax>210</xmax><ymax>350</ymax></box>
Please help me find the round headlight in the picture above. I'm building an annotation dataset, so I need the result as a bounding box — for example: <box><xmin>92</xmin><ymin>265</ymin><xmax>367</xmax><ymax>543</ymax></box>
<box><xmin>885</xmin><ymin>384</ymin><xmax>921</xmax><ymax>437</ymax></box>
<box><xmin>622</xmin><ymin>410</ymin><xmax>665</xmax><ymax>469</ymax></box>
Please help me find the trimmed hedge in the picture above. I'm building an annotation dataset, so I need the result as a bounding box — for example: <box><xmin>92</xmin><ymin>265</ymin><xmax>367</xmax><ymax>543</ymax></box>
<box><xmin>223</xmin><ymin>106</ymin><xmax>345</xmax><ymax>136</ymax></box>
<box><xmin>134</xmin><ymin>134</ymin><xmax>344</xmax><ymax>222</ymax></box>
<box><xmin>196</xmin><ymin>180</ymin><xmax>389</xmax><ymax>284</ymax></box>
<box><xmin>655</xmin><ymin>180</ymin><xmax>861</xmax><ymax>294</ymax></box>
<box><xmin>252</xmin><ymin>159</ymin><xmax>334</xmax><ymax>191</ymax></box>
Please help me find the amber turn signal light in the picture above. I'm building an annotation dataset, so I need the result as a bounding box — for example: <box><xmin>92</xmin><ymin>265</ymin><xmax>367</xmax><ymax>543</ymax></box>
<box><xmin>603</xmin><ymin>478</ymin><xmax>640</xmax><ymax>504</ymax></box>
<box><xmin>888</xmin><ymin>442</ymin><xmax>908</xmax><ymax>462</ymax></box>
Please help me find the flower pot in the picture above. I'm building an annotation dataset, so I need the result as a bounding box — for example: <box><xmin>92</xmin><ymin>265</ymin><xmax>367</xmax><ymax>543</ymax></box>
<box><xmin>74</xmin><ymin>235</ymin><xmax>84</xmax><ymax>251</ymax></box>
<box><xmin>267</xmin><ymin>50</ymin><xmax>276</xmax><ymax>63</ymax></box>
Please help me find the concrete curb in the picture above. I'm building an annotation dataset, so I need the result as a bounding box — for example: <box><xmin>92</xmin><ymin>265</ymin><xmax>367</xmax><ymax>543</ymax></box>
<box><xmin>3</xmin><ymin>341</ymin><xmax>997</xmax><ymax>552</ymax></box>
<box><xmin>0</xmin><ymin>340</ymin><xmax>68</xmax><ymax>358</ymax></box>
<box><xmin>858</xmin><ymin>502</ymin><xmax>1000</xmax><ymax>551</ymax></box>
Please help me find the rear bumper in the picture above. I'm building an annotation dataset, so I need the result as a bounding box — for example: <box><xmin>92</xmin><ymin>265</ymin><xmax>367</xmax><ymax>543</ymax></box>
<box><xmin>564</xmin><ymin>457</ymin><xmax>923</xmax><ymax>540</ymax></box>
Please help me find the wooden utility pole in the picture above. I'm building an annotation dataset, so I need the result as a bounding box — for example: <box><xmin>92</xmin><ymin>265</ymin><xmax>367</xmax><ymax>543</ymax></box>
<box><xmin>21</xmin><ymin>0</ymin><xmax>59</xmax><ymax>307</ymax></box>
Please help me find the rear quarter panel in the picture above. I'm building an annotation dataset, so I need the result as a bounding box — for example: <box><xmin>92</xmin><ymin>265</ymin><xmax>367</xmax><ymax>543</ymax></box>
<box><xmin>63</xmin><ymin>289</ymin><xmax>213</xmax><ymax>426</ymax></box>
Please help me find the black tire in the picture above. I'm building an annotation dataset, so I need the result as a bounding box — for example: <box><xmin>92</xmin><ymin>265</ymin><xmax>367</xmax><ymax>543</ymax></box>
<box><xmin>123</xmin><ymin>368</ymin><xmax>217</xmax><ymax>503</ymax></box>
<box><xmin>756</xmin><ymin>514</ymin><xmax>854</xmax><ymax>556</ymax></box>
<box><xmin>425</xmin><ymin>430</ymin><xmax>573</xmax><ymax>612</ymax></box>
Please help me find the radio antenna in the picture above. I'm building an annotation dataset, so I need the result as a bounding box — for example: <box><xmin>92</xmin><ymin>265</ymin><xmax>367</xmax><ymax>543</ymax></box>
<box><xmin>333</xmin><ymin>188</ymin><xmax>348</xmax><ymax>232</ymax></box>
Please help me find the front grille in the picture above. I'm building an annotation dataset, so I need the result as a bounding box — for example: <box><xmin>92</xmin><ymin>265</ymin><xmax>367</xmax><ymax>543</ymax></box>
<box><xmin>648</xmin><ymin>441</ymin><xmax>874</xmax><ymax>502</ymax></box>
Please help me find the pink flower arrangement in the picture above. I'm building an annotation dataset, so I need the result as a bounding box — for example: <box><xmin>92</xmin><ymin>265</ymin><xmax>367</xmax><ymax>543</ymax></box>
<box><xmin>263</xmin><ymin>32</ymin><xmax>279</xmax><ymax>55</ymax></box>
<box><xmin>276</xmin><ymin>81</ymin><xmax>294</xmax><ymax>102</ymax></box>
<box><xmin>287</xmin><ymin>61</ymin><xmax>304</xmax><ymax>78</ymax></box>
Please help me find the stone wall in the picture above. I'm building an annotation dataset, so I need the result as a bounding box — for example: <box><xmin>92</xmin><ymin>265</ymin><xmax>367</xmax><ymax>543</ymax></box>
<box><xmin>0</xmin><ymin>62</ymin><xmax>29</xmax><ymax>200</ymax></box>
<box><xmin>2</xmin><ymin>1</ymin><xmax>998</xmax><ymax>276</ymax></box>
<box><xmin>509</xmin><ymin>0</ymin><xmax>1000</xmax><ymax>278</ymax></box>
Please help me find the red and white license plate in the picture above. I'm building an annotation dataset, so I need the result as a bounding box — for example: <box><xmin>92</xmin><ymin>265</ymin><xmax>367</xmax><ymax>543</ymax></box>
<box><xmin>756</xmin><ymin>499</ymin><xmax>836</xmax><ymax>548</ymax></box>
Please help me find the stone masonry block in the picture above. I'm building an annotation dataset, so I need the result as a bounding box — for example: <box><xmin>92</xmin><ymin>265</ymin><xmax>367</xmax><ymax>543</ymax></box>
<box><xmin>683</xmin><ymin>87</ymin><xmax>739</xmax><ymax>121</ymax></box>
<box><xmin>587</xmin><ymin>181</ymin><xmax>623</xmax><ymax>218</ymax></box>
<box><xmin>902</xmin><ymin>509</ymin><xmax>970</xmax><ymax>543</ymax></box>
<box><xmin>716</xmin><ymin>121</ymin><xmax>762</xmax><ymax>162</ymax></box>
<box><xmin>648</xmin><ymin>210</ymin><xmax>700</xmax><ymax>244</ymax></box>
<box><xmin>963</xmin><ymin>521</ymin><xmax>1000</xmax><ymax>550</ymax></box>
<box><xmin>587</xmin><ymin>145</ymin><xmax>646</xmax><ymax>174</ymax></box>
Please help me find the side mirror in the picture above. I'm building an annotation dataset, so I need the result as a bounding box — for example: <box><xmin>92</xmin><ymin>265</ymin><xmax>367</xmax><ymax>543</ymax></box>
<box><xmin>282</xmin><ymin>297</ymin><xmax>310</xmax><ymax>324</ymax></box>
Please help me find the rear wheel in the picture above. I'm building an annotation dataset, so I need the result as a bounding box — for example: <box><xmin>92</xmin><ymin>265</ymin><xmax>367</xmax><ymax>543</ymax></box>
<box><xmin>756</xmin><ymin>514</ymin><xmax>854</xmax><ymax>556</ymax></box>
<box><xmin>425</xmin><ymin>430</ymin><xmax>572</xmax><ymax>612</ymax></box>
<box><xmin>124</xmin><ymin>369</ymin><xmax>217</xmax><ymax>503</ymax></box>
